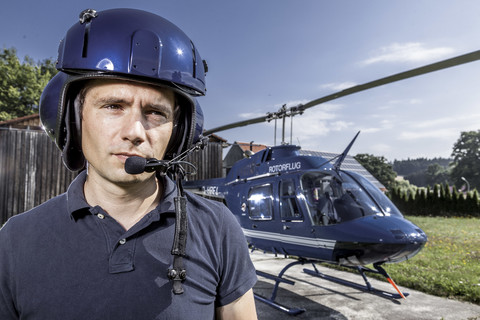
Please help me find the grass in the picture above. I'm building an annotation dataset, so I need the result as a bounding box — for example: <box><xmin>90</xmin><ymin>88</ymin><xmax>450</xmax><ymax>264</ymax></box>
<box><xmin>373</xmin><ymin>216</ymin><xmax>480</xmax><ymax>304</ymax></box>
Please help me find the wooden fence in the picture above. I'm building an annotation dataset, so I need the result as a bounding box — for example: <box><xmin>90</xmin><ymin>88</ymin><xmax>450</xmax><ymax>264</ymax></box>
<box><xmin>0</xmin><ymin>128</ymin><xmax>77</xmax><ymax>224</ymax></box>
<box><xmin>0</xmin><ymin>127</ymin><xmax>223</xmax><ymax>225</ymax></box>
<box><xmin>185</xmin><ymin>142</ymin><xmax>223</xmax><ymax>181</ymax></box>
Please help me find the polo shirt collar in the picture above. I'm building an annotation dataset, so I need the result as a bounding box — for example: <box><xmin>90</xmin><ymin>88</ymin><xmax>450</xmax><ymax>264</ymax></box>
<box><xmin>67</xmin><ymin>171</ymin><xmax>90</xmax><ymax>220</ymax></box>
<box><xmin>66</xmin><ymin>171</ymin><xmax>178</xmax><ymax>220</ymax></box>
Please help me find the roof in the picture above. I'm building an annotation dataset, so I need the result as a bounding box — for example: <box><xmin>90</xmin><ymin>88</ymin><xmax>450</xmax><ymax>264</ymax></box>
<box><xmin>0</xmin><ymin>113</ymin><xmax>42</xmax><ymax>130</ymax></box>
<box><xmin>234</xmin><ymin>141</ymin><xmax>268</xmax><ymax>154</ymax></box>
<box><xmin>207</xmin><ymin>133</ymin><xmax>228</xmax><ymax>144</ymax></box>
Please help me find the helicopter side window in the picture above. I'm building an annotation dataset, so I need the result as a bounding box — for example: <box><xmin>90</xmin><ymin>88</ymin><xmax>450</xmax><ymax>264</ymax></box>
<box><xmin>279</xmin><ymin>180</ymin><xmax>302</xmax><ymax>221</ymax></box>
<box><xmin>247</xmin><ymin>184</ymin><xmax>273</xmax><ymax>221</ymax></box>
<box><xmin>301</xmin><ymin>173</ymin><xmax>339</xmax><ymax>226</ymax></box>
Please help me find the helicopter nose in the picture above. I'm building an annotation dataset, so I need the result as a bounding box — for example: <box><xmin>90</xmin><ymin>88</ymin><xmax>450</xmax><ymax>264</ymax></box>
<box><xmin>333</xmin><ymin>216</ymin><xmax>428</xmax><ymax>266</ymax></box>
<box><xmin>389</xmin><ymin>226</ymin><xmax>427</xmax><ymax>243</ymax></box>
<box><xmin>384</xmin><ymin>225</ymin><xmax>427</xmax><ymax>263</ymax></box>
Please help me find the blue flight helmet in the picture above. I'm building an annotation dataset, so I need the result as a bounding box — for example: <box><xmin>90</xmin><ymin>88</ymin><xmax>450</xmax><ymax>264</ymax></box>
<box><xmin>39</xmin><ymin>8</ymin><xmax>206</xmax><ymax>171</ymax></box>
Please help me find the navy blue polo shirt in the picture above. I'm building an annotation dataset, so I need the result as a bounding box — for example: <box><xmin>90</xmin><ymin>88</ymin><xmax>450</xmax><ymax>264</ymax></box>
<box><xmin>0</xmin><ymin>171</ymin><xmax>257</xmax><ymax>320</ymax></box>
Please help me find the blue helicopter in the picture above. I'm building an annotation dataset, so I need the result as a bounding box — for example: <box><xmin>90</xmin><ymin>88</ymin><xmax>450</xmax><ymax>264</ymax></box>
<box><xmin>127</xmin><ymin>49</ymin><xmax>480</xmax><ymax>315</ymax></box>
<box><xmin>184</xmin><ymin>129</ymin><xmax>425</xmax><ymax>313</ymax></box>
<box><xmin>183</xmin><ymin>50</ymin><xmax>480</xmax><ymax>314</ymax></box>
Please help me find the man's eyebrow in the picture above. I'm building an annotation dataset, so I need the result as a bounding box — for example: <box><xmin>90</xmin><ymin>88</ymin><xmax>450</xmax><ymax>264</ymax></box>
<box><xmin>94</xmin><ymin>96</ymin><xmax>174</xmax><ymax>113</ymax></box>
<box><xmin>146</xmin><ymin>103</ymin><xmax>173</xmax><ymax>112</ymax></box>
<box><xmin>93</xmin><ymin>96</ymin><xmax>132</xmax><ymax>105</ymax></box>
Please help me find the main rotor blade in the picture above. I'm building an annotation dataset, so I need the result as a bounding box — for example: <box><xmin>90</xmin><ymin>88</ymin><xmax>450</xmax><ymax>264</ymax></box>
<box><xmin>204</xmin><ymin>49</ymin><xmax>480</xmax><ymax>135</ymax></box>
<box><xmin>302</xmin><ymin>49</ymin><xmax>480</xmax><ymax>110</ymax></box>
<box><xmin>203</xmin><ymin>115</ymin><xmax>267</xmax><ymax>136</ymax></box>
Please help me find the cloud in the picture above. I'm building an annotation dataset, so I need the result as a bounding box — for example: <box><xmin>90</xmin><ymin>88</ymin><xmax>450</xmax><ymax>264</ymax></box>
<box><xmin>405</xmin><ymin>113</ymin><xmax>480</xmax><ymax>130</ymax></box>
<box><xmin>388</xmin><ymin>98</ymin><xmax>423</xmax><ymax>105</ymax></box>
<box><xmin>330</xmin><ymin>121</ymin><xmax>352</xmax><ymax>131</ymax></box>
<box><xmin>321</xmin><ymin>82</ymin><xmax>357</xmax><ymax>92</ymax></box>
<box><xmin>397</xmin><ymin>113</ymin><xmax>480</xmax><ymax>140</ymax></box>
<box><xmin>361</xmin><ymin>127</ymin><xmax>383</xmax><ymax>134</ymax></box>
<box><xmin>359</xmin><ymin>119</ymin><xmax>394</xmax><ymax>133</ymax></box>
<box><xmin>397</xmin><ymin>128</ymin><xmax>458</xmax><ymax>141</ymax></box>
<box><xmin>362</xmin><ymin>42</ymin><xmax>456</xmax><ymax>65</ymax></box>
<box><xmin>238</xmin><ymin>111</ymin><xmax>266</xmax><ymax>119</ymax></box>
<box><xmin>369</xmin><ymin>143</ymin><xmax>392</xmax><ymax>155</ymax></box>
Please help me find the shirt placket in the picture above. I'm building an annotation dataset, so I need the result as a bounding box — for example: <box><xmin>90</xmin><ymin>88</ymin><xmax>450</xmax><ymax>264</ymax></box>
<box><xmin>90</xmin><ymin>206</ymin><xmax>137</xmax><ymax>274</ymax></box>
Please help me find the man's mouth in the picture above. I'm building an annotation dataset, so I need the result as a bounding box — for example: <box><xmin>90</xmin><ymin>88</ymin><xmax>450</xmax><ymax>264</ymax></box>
<box><xmin>113</xmin><ymin>153</ymin><xmax>145</xmax><ymax>162</ymax></box>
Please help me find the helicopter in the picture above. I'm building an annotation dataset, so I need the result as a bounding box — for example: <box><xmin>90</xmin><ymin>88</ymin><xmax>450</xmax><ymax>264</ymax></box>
<box><xmin>183</xmin><ymin>131</ymin><xmax>425</xmax><ymax>314</ymax></box>
<box><xmin>182</xmin><ymin>49</ymin><xmax>480</xmax><ymax>314</ymax></box>
<box><xmin>127</xmin><ymin>49</ymin><xmax>480</xmax><ymax>315</ymax></box>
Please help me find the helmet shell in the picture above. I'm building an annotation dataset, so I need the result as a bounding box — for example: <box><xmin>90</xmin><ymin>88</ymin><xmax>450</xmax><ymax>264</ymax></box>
<box><xmin>39</xmin><ymin>8</ymin><xmax>206</xmax><ymax>171</ymax></box>
<box><xmin>57</xmin><ymin>8</ymin><xmax>205</xmax><ymax>95</ymax></box>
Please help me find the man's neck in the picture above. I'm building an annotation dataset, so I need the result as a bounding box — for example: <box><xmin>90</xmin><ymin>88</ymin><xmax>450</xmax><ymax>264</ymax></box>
<box><xmin>83</xmin><ymin>173</ymin><xmax>162</xmax><ymax>231</ymax></box>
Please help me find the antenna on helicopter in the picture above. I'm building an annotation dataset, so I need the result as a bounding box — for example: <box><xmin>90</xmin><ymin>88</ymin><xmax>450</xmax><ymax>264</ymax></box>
<box><xmin>313</xmin><ymin>131</ymin><xmax>361</xmax><ymax>170</ymax></box>
<box><xmin>333</xmin><ymin>131</ymin><xmax>360</xmax><ymax>172</ymax></box>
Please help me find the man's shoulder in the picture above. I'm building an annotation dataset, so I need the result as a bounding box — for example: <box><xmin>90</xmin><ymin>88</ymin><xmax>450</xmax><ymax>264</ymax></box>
<box><xmin>185</xmin><ymin>191</ymin><xmax>231</xmax><ymax>217</ymax></box>
<box><xmin>2</xmin><ymin>193</ymin><xmax>68</xmax><ymax>233</ymax></box>
<box><xmin>184</xmin><ymin>191</ymin><xmax>243</xmax><ymax>238</ymax></box>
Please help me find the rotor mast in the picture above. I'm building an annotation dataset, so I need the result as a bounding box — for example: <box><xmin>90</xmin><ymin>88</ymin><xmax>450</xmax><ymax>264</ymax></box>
<box><xmin>266</xmin><ymin>104</ymin><xmax>305</xmax><ymax>145</ymax></box>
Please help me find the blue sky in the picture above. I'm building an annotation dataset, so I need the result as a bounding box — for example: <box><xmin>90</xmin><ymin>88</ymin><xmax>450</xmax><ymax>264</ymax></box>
<box><xmin>2</xmin><ymin>1</ymin><xmax>480</xmax><ymax>161</ymax></box>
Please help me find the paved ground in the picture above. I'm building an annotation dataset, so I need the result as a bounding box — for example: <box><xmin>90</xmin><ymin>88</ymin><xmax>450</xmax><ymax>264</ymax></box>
<box><xmin>251</xmin><ymin>251</ymin><xmax>480</xmax><ymax>320</ymax></box>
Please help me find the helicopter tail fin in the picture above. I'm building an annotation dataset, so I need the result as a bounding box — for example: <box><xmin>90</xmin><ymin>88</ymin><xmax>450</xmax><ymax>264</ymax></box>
<box><xmin>333</xmin><ymin>131</ymin><xmax>360</xmax><ymax>172</ymax></box>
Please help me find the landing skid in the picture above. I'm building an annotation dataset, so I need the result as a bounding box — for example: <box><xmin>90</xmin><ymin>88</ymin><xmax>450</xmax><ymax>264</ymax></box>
<box><xmin>303</xmin><ymin>263</ymin><xmax>409</xmax><ymax>300</ymax></box>
<box><xmin>254</xmin><ymin>259</ymin><xmax>408</xmax><ymax>315</ymax></box>
<box><xmin>254</xmin><ymin>260</ymin><xmax>307</xmax><ymax>315</ymax></box>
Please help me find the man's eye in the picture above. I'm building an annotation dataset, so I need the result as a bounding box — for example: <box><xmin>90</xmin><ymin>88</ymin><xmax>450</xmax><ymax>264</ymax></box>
<box><xmin>146</xmin><ymin>109</ymin><xmax>171</xmax><ymax>121</ymax></box>
<box><xmin>148</xmin><ymin>110</ymin><xmax>165</xmax><ymax>116</ymax></box>
<box><xmin>104</xmin><ymin>104</ymin><xmax>123</xmax><ymax>110</ymax></box>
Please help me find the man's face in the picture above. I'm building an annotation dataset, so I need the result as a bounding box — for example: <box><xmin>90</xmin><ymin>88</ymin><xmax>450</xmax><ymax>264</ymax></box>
<box><xmin>81</xmin><ymin>79</ymin><xmax>175</xmax><ymax>185</ymax></box>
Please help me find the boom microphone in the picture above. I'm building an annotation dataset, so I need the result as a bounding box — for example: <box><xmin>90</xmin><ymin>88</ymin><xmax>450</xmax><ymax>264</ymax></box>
<box><xmin>125</xmin><ymin>156</ymin><xmax>169</xmax><ymax>174</ymax></box>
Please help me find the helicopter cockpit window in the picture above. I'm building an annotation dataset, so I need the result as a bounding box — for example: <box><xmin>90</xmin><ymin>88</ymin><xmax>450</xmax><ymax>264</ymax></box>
<box><xmin>301</xmin><ymin>172</ymin><xmax>384</xmax><ymax>225</ymax></box>
<box><xmin>247</xmin><ymin>184</ymin><xmax>274</xmax><ymax>221</ymax></box>
<box><xmin>345</xmin><ymin>171</ymin><xmax>403</xmax><ymax>217</ymax></box>
<box><xmin>280</xmin><ymin>180</ymin><xmax>302</xmax><ymax>221</ymax></box>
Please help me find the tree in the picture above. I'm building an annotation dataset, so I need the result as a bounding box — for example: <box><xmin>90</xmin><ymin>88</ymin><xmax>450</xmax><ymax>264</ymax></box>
<box><xmin>450</xmin><ymin>130</ymin><xmax>480</xmax><ymax>191</ymax></box>
<box><xmin>0</xmin><ymin>47</ymin><xmax>57</xmax><ymax>121</ymax></box>
<box><xmin>425</xmin><ymin>163</ymin><xmax>450</xmax><ymax>186</ymax></box>
<box><xmin>354</xmin><ymin>153</ymin><xmax>397</xmax><ymax>189</ymax></box>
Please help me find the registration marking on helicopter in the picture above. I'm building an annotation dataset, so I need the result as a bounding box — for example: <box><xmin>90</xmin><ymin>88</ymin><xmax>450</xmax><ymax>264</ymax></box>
<box><xmin>242</xmin><ymin>229</ymin><xmax>336</xmax><ymax>249</ymax></box>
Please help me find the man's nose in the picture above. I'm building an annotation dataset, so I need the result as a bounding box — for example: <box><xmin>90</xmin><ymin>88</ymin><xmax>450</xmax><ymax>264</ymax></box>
<box><xmin>122</xmin><ymin>109</ymin><xmax>147</xmax><ymax>146</ymax></box>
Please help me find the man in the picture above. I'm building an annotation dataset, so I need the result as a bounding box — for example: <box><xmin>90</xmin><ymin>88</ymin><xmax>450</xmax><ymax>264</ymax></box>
<box><xmin>0</xmin><ymin>8</ymin><xmax>258</xmax><ymax>319</ymax></box>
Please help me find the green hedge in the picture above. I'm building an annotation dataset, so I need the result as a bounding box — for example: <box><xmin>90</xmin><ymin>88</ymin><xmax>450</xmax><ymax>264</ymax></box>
<box><xmin>388</xmin><ymin>183</ymin><xmax>480</xmax><ymax>217</ymax></box>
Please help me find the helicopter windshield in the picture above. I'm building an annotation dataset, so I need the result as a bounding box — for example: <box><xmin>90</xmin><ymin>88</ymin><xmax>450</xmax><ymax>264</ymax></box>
<box><xmin>344</xmin><ymin>171</ymin><xmax>403</xmax><ymax>218</ymax></box>
<box><xmin>300</xmin><ymin>171</ymin><xmax>399</xmax><ymax>226</ymax></box>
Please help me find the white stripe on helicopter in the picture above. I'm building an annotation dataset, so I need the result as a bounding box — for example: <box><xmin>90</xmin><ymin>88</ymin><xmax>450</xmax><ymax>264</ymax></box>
<box><xmin>242</xmin><ymin>229</ymin><xmax>336</xmax><ymax>249</ymax></box>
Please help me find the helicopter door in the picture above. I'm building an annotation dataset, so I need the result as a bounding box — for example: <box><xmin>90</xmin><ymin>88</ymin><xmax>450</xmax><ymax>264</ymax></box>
<box><xmin>279</xmin><ymin>179</ymin><xmax>304</xmax><ymax>232</ymax></box>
